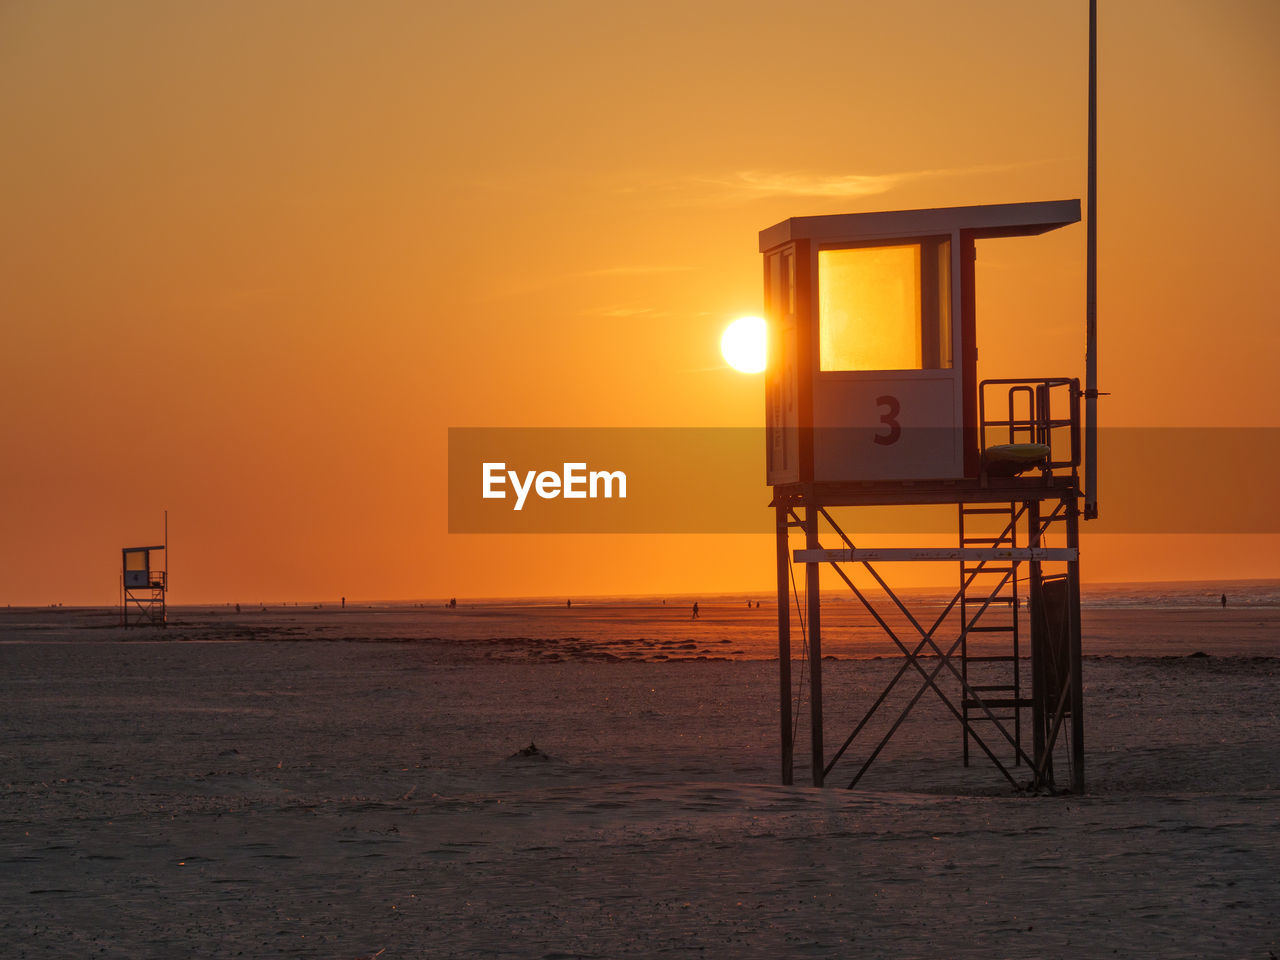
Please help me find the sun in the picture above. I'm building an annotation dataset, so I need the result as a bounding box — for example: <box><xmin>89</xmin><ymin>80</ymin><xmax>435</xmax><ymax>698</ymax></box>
<box><xmin>720</xmin><ymin>315</ymin><xmax>766</xmax><ymax>373</ymax></box>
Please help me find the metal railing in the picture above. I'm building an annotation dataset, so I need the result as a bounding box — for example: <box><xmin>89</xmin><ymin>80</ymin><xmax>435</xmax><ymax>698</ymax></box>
<box><xmin>979</xmin><ymin>377</ymin><xmax>1081</xmax><ymax>473</ymax></box>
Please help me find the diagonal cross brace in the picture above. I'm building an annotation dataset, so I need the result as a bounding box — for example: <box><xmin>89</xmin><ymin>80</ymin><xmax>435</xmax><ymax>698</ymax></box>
<box><xmin>820</xmin><ymin>505</ymin><xmax>1034</xmax><ymax>763</ymax></box>
<box><xmin>812</xmin><ymin>508</ymin><xmax>1036</xmax><ymax>786</ymax></box>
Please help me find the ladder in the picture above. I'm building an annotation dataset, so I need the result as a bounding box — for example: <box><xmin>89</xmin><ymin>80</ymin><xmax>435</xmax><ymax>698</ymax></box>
<box><xmin>958</xmin><ymin>502</ymin><xmax>1025</xmax><ymax>766</ymax></box>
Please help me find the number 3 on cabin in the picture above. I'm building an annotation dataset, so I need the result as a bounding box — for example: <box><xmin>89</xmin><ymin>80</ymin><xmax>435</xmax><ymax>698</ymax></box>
<box><xmin>874</xmin><ymin>395</ymin><xmax>901</xmax><ymax>446</ymax></box>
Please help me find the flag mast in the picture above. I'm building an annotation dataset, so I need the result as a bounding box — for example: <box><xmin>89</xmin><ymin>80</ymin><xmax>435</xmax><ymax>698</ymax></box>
<box><xmin>1084</xmin><ymin>0</ymin><xmax>1099</xmax><ymax>519</ymax></box>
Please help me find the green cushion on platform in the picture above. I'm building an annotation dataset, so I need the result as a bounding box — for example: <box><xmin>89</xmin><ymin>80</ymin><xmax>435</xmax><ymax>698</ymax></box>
<box><xmin>984</xmin><ymin>443</ymin><xmax>1051</xmax><ymax>476</ymax></box>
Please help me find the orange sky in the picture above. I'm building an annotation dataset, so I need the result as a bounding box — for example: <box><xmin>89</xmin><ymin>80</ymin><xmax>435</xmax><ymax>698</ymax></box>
<box><xmin>3</xmin><ymin>1</ymin><xmax>1278</xmax><ymax>604</ymax></box>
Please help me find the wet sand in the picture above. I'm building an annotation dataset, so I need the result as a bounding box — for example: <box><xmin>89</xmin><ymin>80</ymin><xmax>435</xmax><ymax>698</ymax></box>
<box><xmin>6</xmin><ymin>599</ymin><xmax>1278</xmax><ymax>659</ymax></box>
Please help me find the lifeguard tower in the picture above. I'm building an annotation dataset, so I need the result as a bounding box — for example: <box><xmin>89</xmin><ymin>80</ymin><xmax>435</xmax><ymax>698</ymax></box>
<box><xmin>121</xmin><ymin>541</ymin><xmax>166</xmax><ymax>627</ymax></box>
<box><xmin>764</xmin><ymin>199</ymin><xmax>1090</xmax><ymax>793</ymax></box>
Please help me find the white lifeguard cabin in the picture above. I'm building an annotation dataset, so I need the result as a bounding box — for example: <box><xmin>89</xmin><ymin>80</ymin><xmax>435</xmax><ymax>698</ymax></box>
<box><xmin>121</xmin><ymin>544</ymin><xmax>166</xmax><ymax>626</ymax></box>
<box><xmin>762</xmin><ymin>200</ymin><xmax>1080</xmax><ymax>485</ymax></box>
<box><xmin>765</xmin><ymin>200</ymin><xmax>1090</xmax><ymax>795</ymax></box>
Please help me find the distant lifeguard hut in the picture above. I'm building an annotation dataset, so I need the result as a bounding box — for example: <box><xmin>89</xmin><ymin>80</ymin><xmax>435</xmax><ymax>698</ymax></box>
<box><xmin>121</xmin><ymin>515</ymin><xmax>167</xmax><ymax>626</ymax></box>
<box><xmin>764</xmin><ymin>200</ymin><xmax>1092</xmax><ymax>793</ymax></box>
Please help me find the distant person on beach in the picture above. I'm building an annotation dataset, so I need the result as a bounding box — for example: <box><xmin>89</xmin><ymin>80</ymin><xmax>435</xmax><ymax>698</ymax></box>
<box><xmin>448</xmin><ymin>597</ymin><xmax>457</xmax><ymax>609</ymax></box>
<box><xmin>1221</xmin><ymin>593</ymin><xmax>1227</xmax><ymax>608</ymax></box>
<box><xmin>235</xmin><ymin>603</ymin><xmax>240</xmax><ymax>614</ymax></box>
<box><xmin>692</xmin><ymin>602</ymin><xmax>699</xmax><ymax>620</ymax></box>
<box><xmin>341</xmin><ymin>596</ymin><xmax>345</xmax><ymax>609</ymax></box>
<box><xmin>567</xmin><ymin>599</ymin><xmax>572</xmax><ymax>609</ymax></box>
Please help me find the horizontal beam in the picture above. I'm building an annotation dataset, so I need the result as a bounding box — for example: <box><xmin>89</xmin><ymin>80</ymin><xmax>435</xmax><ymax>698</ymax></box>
<box><xmin>794</xmin><ymin>547</ymin><xmax>1078</xmax><ymax>563</ymax></box>
<box><xmin>770</xmin><ymin>477</ymin><xmax>1078</xmax><ymax>509</ymax></box>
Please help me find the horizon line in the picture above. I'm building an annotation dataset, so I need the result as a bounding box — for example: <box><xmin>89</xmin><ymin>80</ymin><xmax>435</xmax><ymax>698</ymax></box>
<box><xmin>10</xmin><ymin>575</ymin><xmax>1279</xmax><ymax>611</ymax></box>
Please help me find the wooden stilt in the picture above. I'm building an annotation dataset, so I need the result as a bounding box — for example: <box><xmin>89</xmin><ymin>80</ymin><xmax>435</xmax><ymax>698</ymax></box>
<box><xmin>804</xmin><ymin>502</ymin><xmax>823</xmax><ymax>787</ymax></box>
<box><xmin>776</xmin><ymin>504</ymin><xmax>793</xmax><ymax>786</ymax></box>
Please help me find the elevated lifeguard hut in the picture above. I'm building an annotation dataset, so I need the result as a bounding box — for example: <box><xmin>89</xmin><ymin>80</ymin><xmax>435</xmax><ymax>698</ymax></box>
<box><xmin>764</xmin><ymin>199</ymin><xmax>1090</xmax><ymax>792</ymax></box>
<box><xmin>121</xmin><ymin>515</ymin><xmax>167</xmax><ymax>626</ymax></box>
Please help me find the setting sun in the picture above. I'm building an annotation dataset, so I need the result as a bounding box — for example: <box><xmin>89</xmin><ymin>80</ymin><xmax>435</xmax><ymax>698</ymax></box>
<box><xmin>720</xmin><ymin>316</ymin><xmax>767</xmax><ymax>373</ymax></box>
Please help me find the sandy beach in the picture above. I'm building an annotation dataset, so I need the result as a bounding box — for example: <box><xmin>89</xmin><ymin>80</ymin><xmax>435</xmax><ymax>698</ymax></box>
<box><xmin>2</xmin><ymin>601</ymin><xmax>1277</xmax><ymax>958</ymax></box>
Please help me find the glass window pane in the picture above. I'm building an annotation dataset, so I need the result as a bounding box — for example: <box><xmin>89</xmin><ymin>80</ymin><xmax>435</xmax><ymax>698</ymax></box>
<box><xmin>819</xmin><ymin>245</ymin><xmax>922</xmax><ymax>371</ymax></box>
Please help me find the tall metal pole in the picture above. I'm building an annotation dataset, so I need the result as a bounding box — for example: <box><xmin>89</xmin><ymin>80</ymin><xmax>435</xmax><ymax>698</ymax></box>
<box><xmin>776</xmin><ymin>503</ymin><xmax>793</xmax><ymax>785</ymax></box>
<box><xmin>1084</xmin><ymin>0</ymin><xmax>1100</xmax><ymax>519</ymax></box>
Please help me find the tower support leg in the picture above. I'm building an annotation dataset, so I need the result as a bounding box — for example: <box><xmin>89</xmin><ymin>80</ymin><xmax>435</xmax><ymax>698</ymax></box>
<box><xmin>805</xmin><ymin>503</ymin><xmax>824</xmax><ymax>787</ymax></box>
<box><xmin>1028</xmin><ymin>499</ymin><xmax>1048</xmax><ymax>780</ymax></box>
<box><xmin>1067</xmin><ymin>499</ymin><xmax>1086</xmax><ymax>792</ymax></box>
<box><xmin>776</xmin><ymin>504</ymin><xmax>793</xmax><ymax>786</ymax></box>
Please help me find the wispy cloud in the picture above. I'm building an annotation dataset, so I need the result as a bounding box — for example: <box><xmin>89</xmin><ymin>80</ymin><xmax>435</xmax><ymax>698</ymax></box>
<box><xmin>587</xmin><ymin>304</ymin><xmax>664</xmax><ymax>319</ymax></box>
<box><xmin>705</xmin><ymin>170</ymin><xmax>906</xmax><ymax>199</ymax></box>
<box><xmin>683</xmin><ymin>161</ymin><xmax>1038</xmax><ymax>204</ymax></box>
<box><xmin>474</xmin><ymin>265</ymin><xmax>694</xmax><ymax>304</ymax></box>
<box><xmin>573</xmin><ymin>265</ymin><xmax>694</xmax><ymax>279</ymax></box>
